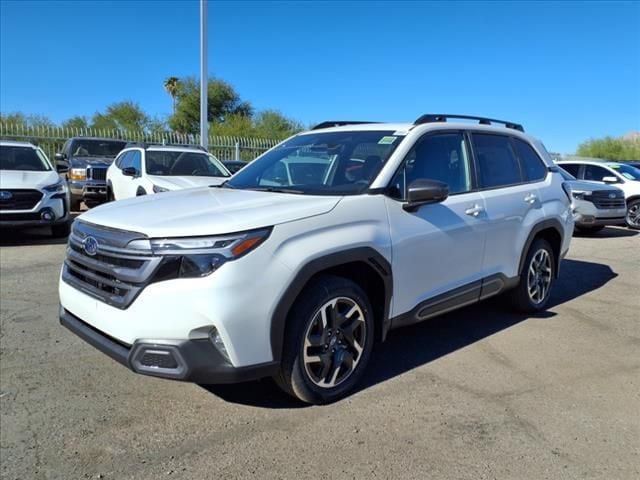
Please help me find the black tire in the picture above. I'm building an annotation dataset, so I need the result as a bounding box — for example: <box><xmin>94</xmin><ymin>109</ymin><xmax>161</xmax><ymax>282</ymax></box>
<box><xmin>136</xmin><ymin>188</ymin><xmax>147</xmax><ymax>197</ymax></box>
<box><xmin>275</xmin><ymin>275</ymin><xmax>375</xmax><ymax>404</ymax></box>
<box><xmin>510</xmin><ymin>238</ymin><xmax>555</xmax><ymax>313</ymax></box>
<box><xmin>69</xmin><ymin>196</ymin><xmax>82</xmax><ymax>212</ymax></box>
<box><xmin>626</xmin><ymin>199</ymin><xmax>640</xmax><ymax>230</ymax></box>
<box><xmin>575</xmin><ymin>225</ymin><xmax>605</xmax><ymax>234</ymax></box>
<box><xmin>51</xmin><ymin>221</ymin><xmax>71</xmax><ymax>238</ymax></box>
<box><xmin>106</xmin><ymin>184</ymin><xmax>115</xmax><ymax>202</ymax></box>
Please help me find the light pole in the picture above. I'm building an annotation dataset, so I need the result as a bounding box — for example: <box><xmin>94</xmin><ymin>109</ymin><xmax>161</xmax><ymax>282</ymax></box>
<box><xmin>200</xmin><ymin>0</ymin><xmax>208</xmax><ymax>150</ymax></box>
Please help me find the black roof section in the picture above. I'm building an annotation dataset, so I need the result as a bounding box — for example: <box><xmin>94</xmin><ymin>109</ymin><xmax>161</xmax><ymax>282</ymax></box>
<box><xmin>311</xmin><ymin>121</ymin><xmax>380</xmax><ymax>130</ymax></box>
<box><xmin>414</xmin><ymin>114</ymin><xmax>524</xmax><ymax>132</ymax></box>
<box><xmin>124</xmin><ymin>142</ymin><xmax>208</xmax><ymax>151</ymax></box>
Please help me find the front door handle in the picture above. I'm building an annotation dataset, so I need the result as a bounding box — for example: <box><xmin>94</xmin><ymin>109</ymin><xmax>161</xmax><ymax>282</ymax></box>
<box><xmin>524</xmin><ymin>193</ymin><xmax>537</xmax><ymax>204</ymax></box>
<box><xmin>465</xmin><ymin>204</ymin><xmax>485</xmax><ymax>217</ymax></box>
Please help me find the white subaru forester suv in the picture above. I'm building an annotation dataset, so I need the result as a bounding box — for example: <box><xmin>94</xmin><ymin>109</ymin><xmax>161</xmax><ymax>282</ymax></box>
<box><xmin>59</xmin><ymin>114</ymin><xmax>574</xmax><ymax>404</ymax></box>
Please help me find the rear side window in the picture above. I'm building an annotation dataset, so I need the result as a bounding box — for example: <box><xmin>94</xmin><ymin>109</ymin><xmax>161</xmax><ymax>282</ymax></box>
<box><xmin>513</xmin><ymin>138</ymin><xmax>547</xmax><ymax>181</ymax></box>
<box><xmin>561</xmin><ymin>163</ymin><xmax>580</xmax><ymax>177</ymax></box>
<box><xmin>472</xmin><ymin>134</ymin><xmax>522</xmax><ymax>188</ymax></box>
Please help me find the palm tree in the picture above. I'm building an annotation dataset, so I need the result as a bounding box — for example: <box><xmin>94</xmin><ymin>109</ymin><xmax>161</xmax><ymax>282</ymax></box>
<box><xmin>163</xmin><ymin>77</ymin><xmax>180</xmax><ymax>114</ymax></box>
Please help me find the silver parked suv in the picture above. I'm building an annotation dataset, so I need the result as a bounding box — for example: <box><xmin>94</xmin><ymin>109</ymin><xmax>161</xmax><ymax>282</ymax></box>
<box><xmin>59</xmin><ymin>114</ymin><xmax>574</xmax><ymax>403</ymax></box>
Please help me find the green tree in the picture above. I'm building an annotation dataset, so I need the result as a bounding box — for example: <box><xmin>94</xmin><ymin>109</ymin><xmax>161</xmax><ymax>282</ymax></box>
<box><xmin>61</xmin><ymin>116</ymin><xmax>89</xmax><ymax>131</ymax></box>
<box><xmin>0</xmin><ymin>112</ymin><xmax>27</xmax><ymax>125</ymax></box>
<box><xmin>576</xmin><ymin>134</ymin><xmax>640</xmax><ymax>161</ymax></box>
<box><xmin>163</xmin><ymin>77</ymin><xmax>180</xmax><ymax>114</ymax></box>
<box><xmin>91</xmin><ymin>101</ymin><xmax>149</xmax><ymax>132</ymax></box>
<box><xmin>168</xmin><ymin>77</ymin><xmax>252</xmax><ymax>134</ymax></box>
<box><xmin>254</xmin><ymin>110</ymin><xmax>303</xmax><ymax>139</ymax></box>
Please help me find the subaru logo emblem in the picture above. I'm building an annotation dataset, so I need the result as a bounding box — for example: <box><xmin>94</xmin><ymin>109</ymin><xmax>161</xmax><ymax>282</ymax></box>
<box><xmin>609</xmin><ymin>193</ymin><xmax>616</xmax><ymax>199</ymax></box>
<box><xmin>0</xmin><ymin>191</ymin><xmax>12</xmax><ymax>200</ymax></box>
<box><xmin>83</xmin><ymin>236</ymin><xmax>99</xmax><ymax>256</ymax></box>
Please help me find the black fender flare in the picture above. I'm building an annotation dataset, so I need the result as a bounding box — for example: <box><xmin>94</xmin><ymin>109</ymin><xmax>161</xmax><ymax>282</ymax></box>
<box><xmin>270</xmin><ymin>247</ymin><xmax>392</xmax><ymax>363</ymax></box>
<box><xmin>518</xmin><ymin>218</ymin><xmax>565</xmax><ymax>278</ymax></box>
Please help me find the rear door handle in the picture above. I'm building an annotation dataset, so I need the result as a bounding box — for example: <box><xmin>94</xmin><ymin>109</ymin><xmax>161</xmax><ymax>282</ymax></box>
<box><xmin>465</xmin><ymin>204</ymin><xmax>485</xmax><ymax>217</ymax></box>
<box><xmin>524</xmin><ymin>193</ymin><xmax>537</xmax><ymax>204</ymax></box>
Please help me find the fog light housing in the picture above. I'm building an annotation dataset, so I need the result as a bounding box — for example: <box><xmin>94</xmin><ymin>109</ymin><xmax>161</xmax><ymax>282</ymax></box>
<box><xmin>209</xmin><ymin>326</ymin><xmax>230</xmax><ymax>362</ymax></box>
<box><xmin>41</xmin><ymin>209</ymin><xmax>55</xmax><ymax>221</ymax></box>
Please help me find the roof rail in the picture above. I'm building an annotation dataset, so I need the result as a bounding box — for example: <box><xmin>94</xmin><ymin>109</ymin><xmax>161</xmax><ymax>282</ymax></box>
<box><xmin>311</xmin><ymin>121</ymin><xmax>379</xmax><ymax>130</ymax></box>
<box><xmin>413</xmin><ymin>114</ymin><xmax>524</xmax><ymax>132</ymax></box>
<box><xmin>124</xmin><ymin>141</ymin><xmax>207</xmax><ymax>151</ymax></box>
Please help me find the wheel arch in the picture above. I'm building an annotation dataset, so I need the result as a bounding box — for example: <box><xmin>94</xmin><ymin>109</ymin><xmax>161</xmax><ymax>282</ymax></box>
<box><xmin>136</xmin><ymin>186</ymin><xmax>147</xmax><ymax>196</ymax></box>
<box><xmin>270</xmin><ymin>247</ymin><xmax>392</xmax><ymax>363</ymax></box>
<box><xmin>518</xmin><ymin>219</ymin><xmax>564</xmax><ymax>278</ymax></box>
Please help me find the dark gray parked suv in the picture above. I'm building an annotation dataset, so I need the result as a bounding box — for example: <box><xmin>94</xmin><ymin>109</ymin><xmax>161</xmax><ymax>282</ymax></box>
<box><xmin>56</xmin><ymin>137</ymin><xmax>127</xmax><ymax>210</ymax></box>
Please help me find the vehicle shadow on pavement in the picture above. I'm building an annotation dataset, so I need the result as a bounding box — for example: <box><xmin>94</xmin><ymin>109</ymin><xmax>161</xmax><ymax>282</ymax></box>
<box><xmin>0</xmin><ymin>213</ymin><xmax>80</xmax><ymax>247</ymax></box>
<box><xmin>201</xmin><ymin>258</ymin><xmax>617</xmax><ymax>408</ymax></box>
<box><xmin>573</xmin><ymin>226</ymin><xmax>638</xmax><ymax>238</ymax></box>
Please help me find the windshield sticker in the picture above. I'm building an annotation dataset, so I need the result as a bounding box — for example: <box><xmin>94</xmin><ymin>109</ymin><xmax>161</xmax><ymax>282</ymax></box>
<box><xmin>609</xmin><ymin>164</ymin><xmax>620</xmax><ymax>169</ymax></box>
<box><xmin>378</xmin><ymin>136</ymin><xmax>398</xmax><ymax>145</ymax></box>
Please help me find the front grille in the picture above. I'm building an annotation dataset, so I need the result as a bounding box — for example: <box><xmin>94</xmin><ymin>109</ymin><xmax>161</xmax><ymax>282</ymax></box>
<box><xmin>62</xmin><ymin>221</ymin><xmax>162</xmax><ymax>309</ymax></box>
<box><xmin>0</xmin><ymin>189</ymin><xmax>43</xmax><ymax>210</ymax></box>
<box><xmin>585</xmin><ymin>191</ymin><xmax>626</xmax><ymax>210</ymax></box>
<box><xmin>87</xmin><ymin>167</ymin><xmax>107</xmax><ymax>182</ymax></box>
<box><xmin>0</xmin><ymin>212</ymin><xmax>42</xmax><ymax>222</ymax></box>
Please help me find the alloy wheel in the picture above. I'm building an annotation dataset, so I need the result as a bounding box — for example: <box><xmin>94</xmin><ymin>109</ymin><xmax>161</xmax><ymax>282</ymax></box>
<box><xmin>302</xmin><ymin>296</ymin><xmax>366</xmax><ymax>388</ymax></box>
<box><xmin>627</xmin><ymin>203</ymin><xmax>640</xmax><ymax>228</ymax></box>
<box><xmin>527</xmin><ymin>249</ymin><xmax>552</xmax><ymax>304</ymax></box>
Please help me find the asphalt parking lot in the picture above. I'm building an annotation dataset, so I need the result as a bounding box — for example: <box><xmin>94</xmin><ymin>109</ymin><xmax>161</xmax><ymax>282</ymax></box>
<box><xmin>1</xmin><ymin>225</ymin><xmax>639</xmax><ymax>480</ymax></box>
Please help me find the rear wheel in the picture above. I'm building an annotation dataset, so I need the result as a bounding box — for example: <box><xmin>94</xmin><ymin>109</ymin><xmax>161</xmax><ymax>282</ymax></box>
<box><xmin>575</xmin><ymin>225</ymin><xmax>605</xmax><ymax>234</ymax></box>
<box><xmin>510</xmin><ymin>238</ymin><xmax>555</xmax><ymax>313</ymax></box>
<box><xmin>275</xmin><ymin>275</ymin><xmax>374</xmax><ymax>404</ymax></box>
<box><xmin>626</xmin><ymin>199</ymin><xmax>640</xmax><ymax>230</ymax></box>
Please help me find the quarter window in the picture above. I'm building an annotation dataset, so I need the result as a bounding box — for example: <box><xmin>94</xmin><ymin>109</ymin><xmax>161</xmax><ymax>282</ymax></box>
<box><xmin>472</xmin><ymin>134</ymin><xmax>522</xmax><ymax>188</ymax></box>
<box><xmin>392</xmin><ymin>132</ymin><xmax>472</xmax><ymax>198</ymax></box>
<box><xmin>513</xmin><ymin>138</ymin><xmax>547</xmax><ymax>182</ymax></box>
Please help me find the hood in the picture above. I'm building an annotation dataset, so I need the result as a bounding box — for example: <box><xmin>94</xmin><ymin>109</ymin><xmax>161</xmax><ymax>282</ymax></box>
<box><xmin>148</xmin><ymin>175</ymin><xmax>227</xmax><ymax>190</ymax></box>
<box><xmin>0</xmin><ymin>169</ymin><xmax>60</xmax><ymax>190</ymax></box>
<box><xmin>566</xmin><ymin>179</ymin><xmax>624</xmax><ymax>193</ymax></box>
<box><xmin>79</xmin><ymin>187</ymin><xmax>342</xmax><ymax>237</ymax></box>
<box><xmin>69</xmin><ymin>156</ymin><xmax>114</xmax><ymax>168</ymax></box>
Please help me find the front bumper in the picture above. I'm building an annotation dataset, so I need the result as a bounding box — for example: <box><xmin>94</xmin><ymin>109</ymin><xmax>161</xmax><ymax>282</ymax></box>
<box><xmin>59</xmin><ymin>306</ymin><xmax>278</xmax><ymax>383</ymax></box>
<box><xmin>0</xmin><ymin>196</ymin><xmax>69</xmax><ymax>229</ymax></box>
<box><xmin>69</xmin><ymin>181</ymin><xmax>107</xmax><ymax>200</ymax></box>
<box><xmin>574</xmin><ymin>212</ymin><xmax>627</xmax><ymax>227</ymax></box>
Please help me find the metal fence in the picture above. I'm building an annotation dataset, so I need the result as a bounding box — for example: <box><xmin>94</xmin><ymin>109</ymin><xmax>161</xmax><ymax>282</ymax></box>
<box><xmin>0</xmin><ymin>123</ymin><xmax>281</xmax><ymax>162</ymax></box>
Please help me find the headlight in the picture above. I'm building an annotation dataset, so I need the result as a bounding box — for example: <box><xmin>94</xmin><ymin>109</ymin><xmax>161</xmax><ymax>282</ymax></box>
<box><xmin>572</xmin><ymin>190</ymin><xmax>591</xmax><ymax>200</ymax></box>
<box><xmin>70</xmin><ymin>168</ymin><xmax>86</xmax><ymax>180</ymax></box>
<box><xmin>129</xmin><ymin>228</ymin><xmax>271</xmax><ymax>279</ymax></box>
<box><xmin>43</xmin><ymin>179</ymin><xmax>68</xmax><ymax>193</ymax></box>
<box><xmin>152</xmin><ymin>184</ymin><xmax>169</xmax><ymax>193</ymax></box>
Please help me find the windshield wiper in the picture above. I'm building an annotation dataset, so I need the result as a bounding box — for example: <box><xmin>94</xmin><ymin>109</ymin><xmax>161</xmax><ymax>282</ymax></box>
<box><xmin>247</xmin><ymin>187</ymin><xmax>305</xmax><ymax>194</ymax></box>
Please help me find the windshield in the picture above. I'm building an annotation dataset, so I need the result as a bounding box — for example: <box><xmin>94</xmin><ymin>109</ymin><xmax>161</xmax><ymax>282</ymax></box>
<box><xmin>70</xmin><ymin>139</ymin><xmax>126</xmax><ymax>158</ymax></box>
<box><xmin>146</xmin><ymin>150</ymin><xmax>230</xmax><ymax>177</ymax></box>
<box><xmin>608</xmin><ymin>163</ymin><xmax>640</xmax><ymax>181</ymax></box>
<box><xmin>226</xmin><ymin>131</ymin><xmax>405</xmax><ymax>195</ymax></box>
<box><xmin>0</xmin><ymin>145</ymin><xmax>52</xmax><ymax>171</ymax></box>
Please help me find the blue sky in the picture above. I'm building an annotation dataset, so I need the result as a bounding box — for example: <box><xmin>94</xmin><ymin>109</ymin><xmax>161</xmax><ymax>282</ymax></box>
<box><xmin>1</xmin><ymin>0</ymin><xmax>639</xmax><ymax>153</ymax></box>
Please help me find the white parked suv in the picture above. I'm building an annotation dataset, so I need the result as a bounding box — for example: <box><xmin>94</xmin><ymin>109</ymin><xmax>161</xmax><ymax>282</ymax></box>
<box><xmin>558</xmin><ymin>160</ymin><xmax>640</xmax><ymax>229</ymax></box>
<box><xmin>106</xmin><ymin>143</ymin><xmax>230</xmax><ymax>200</ymax></box>
<box><xmin>59</xmin><ymin>114</ymin><xmax>574</xmax><ymax>403</ymax></box>
<box><xmin>1</xmin><ymin>140</ymin><xmax>71</xmax><ymax>237</ymax></box>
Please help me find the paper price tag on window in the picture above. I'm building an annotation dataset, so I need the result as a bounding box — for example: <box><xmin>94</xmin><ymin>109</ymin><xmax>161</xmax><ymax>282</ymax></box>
<box><xmin>378</xmin><ymin>136</ymin><xmax>398</xmax><ymax>145</ymax></box>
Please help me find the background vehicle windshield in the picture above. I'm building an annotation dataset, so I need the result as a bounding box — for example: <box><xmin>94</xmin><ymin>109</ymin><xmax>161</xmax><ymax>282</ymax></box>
<box><xmin>608</xmin><ymin>163</ymin><xmax>640</xmax><ymax>181</ymax></box>
<box><xmin>0</xmin><ymin>145</ymin><xmax>51</xmax><ymax>171</ymax></box>
<box><xmin>226</xmin><ymin>130</ymin><xmax>405</xmax><ymax>195</ymax></box>
<box><xmin>71</xmin><ymin>140</ymin><xmax>126</xmax><ymax>158</ymax></box>
<box><xmin>146</xmin><ymin>151</ymin><xmax>230</xmax><ymax>177</ymax></box>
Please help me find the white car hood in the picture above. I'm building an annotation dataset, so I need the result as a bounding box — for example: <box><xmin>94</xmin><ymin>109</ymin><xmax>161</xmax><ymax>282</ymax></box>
<box><xmin>80</xmin><ymin>187</ymin><xmax>342</xmax><ymax>237</ymax></box>
<box><xmin>0</xmin><ymin>169</ymin><xmax>60</xmax><ymax>189</ymax></box>
<box><xmin>147</xmin><ymin>175</ymin><xmax>227</xmax><ymax>190</ymax></box>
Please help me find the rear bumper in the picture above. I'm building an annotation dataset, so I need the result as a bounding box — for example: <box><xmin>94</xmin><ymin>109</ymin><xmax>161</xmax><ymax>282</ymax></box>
<box><xmin>59</xmin><ymin>306</ymin><xmax>279</xmax><ymax>384</ymax></box>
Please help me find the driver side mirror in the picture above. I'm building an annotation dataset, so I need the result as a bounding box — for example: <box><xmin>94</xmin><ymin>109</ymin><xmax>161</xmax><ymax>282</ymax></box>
<box><xmin>55</xmin><ymin>153</ymin><xmax>66</xmax><ymax>161</ymax></box>
<box><xmin>56</xmin><ymin>161</ymin><xmax>69</xmax><ymax>174</ymax></box>
<box><xmin>123</xmin><ymin>167</ymin><xmax>139</xmax><ymax>177</ymax></box>
<box><xmin>403</xmin><ymin>179</ymin><xmax>449</xmax><ymax>212</ymax></box>
<box><xmin>602</xmin><ymin>176</ymin><xmax>619</xmax><ymax>184</ymax></box>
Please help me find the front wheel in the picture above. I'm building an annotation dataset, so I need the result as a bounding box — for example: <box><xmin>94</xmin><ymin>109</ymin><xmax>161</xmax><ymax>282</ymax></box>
<box><xmin>275</xmin><ymin>275</ymin><xmax>374</xmax><ymax>404</ymax></box>
<box><xmin>626</xmin><ymin>199</ymin><xmax>640</xmax><ymax>230</ymax></box>
<box><xmin>510</xmin><ymin>238</ymin><xmax>555</xmax><ymax>313</ymax></box>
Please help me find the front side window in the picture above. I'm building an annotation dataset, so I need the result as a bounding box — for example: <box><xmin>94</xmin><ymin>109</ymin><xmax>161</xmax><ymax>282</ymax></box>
<box><xmin>129</xmin><ymin>151</ymin><xmax>142</xmax><ymax>172</ymax></box>
<box><xmin>0</xmin><ymin>145</ymin><xmax>51</xmax><ymax>171</ymax></box>
<box><xmin>513</xmin><ymin>138</ymin><xmax>547</xmax><ymax>182</ymax></box>
<box><xmin>145</xmin><ymin>151</ymin><xmax>229</xmax><ymax>177</ymax></box>
<box><xmin>226</xmin><ymin>131</ymin><xmax>405</xmax><ymax>195</ymax></box>
<box><xmin>473</xmin><ymin>134</ymin><xmax>522</xmax><ymax>188</ymax></box>
<box><xmin>390</xmin><ymin>132</ymin><xmax>472</xmax><ymax>199</ymax></box>
<box><xmin>583</xmin><ymin>165</ymin><xmax>611</xmax><ymax>182</ymax></box>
